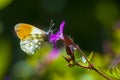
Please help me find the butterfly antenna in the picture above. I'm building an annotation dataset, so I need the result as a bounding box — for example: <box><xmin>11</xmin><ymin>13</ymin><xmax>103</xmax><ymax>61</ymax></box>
<box><xmin>46</xmin><ymin>20</ymin><xmax>55</xmax><ymax>35</ymax></box>
<box><xmin>49</xmin><ymin>20</ymin><xmax>54</xmax><ymax>30</ymax></box>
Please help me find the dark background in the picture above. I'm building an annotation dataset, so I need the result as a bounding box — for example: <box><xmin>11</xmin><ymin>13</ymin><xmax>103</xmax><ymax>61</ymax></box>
<box><xmin>2</xmin><ymin>0</ymin><xmax>120</xmax><ymax>51</ymax></box>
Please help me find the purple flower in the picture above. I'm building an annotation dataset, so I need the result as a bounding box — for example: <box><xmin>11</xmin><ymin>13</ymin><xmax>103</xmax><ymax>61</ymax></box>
<box><xmin>46</xmin><ymin>21</ymin><xmax>65</xmax><ymax>61</ymax></box>
<box><xmin>49</xmin><ymin>21</ymin><xmax>65</xmax><ymax>47</ymax></box>
<box><xmin>46</xmin><ymin>48</ymin><xmax>60</xmax><ymax>62</ymax></box>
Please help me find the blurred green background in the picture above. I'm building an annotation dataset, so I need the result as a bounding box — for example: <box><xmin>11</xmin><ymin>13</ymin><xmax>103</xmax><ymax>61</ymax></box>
<box><xmin>1</xmin><ymin>0</ymin><xmax>120</xmax><ymax>80</ymax></box>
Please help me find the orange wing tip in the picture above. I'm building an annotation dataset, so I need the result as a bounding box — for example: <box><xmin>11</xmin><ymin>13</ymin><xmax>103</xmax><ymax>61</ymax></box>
<box><xmin>14</xmin><ymin>23</ymin><xmax>34</xmax><ymax>40</ymax></box>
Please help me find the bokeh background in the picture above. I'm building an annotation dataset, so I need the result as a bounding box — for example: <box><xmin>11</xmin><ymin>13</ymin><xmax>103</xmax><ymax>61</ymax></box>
<box><xmin>1</xmin><ymin>0</ymin><xmax>120</xmax><ymax>80</ymax></box>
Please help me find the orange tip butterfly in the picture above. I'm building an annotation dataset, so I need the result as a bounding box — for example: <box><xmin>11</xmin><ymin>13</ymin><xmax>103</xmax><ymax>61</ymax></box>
<box><xmin>14</xmin><ymin>23</ymin><xmax>48</xmax><ymax>54</ymax></box>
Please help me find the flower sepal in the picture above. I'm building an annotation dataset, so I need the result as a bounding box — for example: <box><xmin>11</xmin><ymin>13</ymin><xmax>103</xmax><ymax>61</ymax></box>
<box><xmin>63</xmin><ymin>56</ymin><xmax>76</xmax><ymax>67</ymax></box>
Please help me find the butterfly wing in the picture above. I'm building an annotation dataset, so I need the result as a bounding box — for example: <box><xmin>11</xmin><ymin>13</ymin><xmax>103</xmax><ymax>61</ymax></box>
<box><xmin>14</xmin><ymin>23</ymin><xmax>47</xmax><ymax>54</ymax></box>
<box><xmin>20</xmin><ymin>34</ymin><xmax>46</xmax><ymax>54</ymax></box>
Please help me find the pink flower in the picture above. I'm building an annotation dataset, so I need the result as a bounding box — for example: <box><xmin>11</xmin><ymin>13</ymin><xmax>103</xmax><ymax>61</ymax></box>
<box><xmin>49</xmin><ymin>21</ymin><xmax>65</xmax><ymax>47</ymax></box>
<box><xmin>46</xmin><ymin>21</ymin><xmax>65</xmax><ymax>61</ymax></box>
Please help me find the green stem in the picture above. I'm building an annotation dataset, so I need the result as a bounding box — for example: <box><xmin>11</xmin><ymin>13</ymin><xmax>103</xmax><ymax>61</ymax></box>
<box><xmin>72</xmin><ymin>43</ymin><xmax>93</xmax><ymax>67</ymax></box>
<box><xmin>72</xmin><ymin>43</ymin><xmax>112</xmax><ymax>80</ymax></box>
<box><xmin>92</xmin><ymin>67</ymin><xmax>112</xmax><ymax>80</ymax></box>
<box><xmin>77</xmin><ymin>63</ymin><xmax>112</xmax><ymax>80</ymax></box>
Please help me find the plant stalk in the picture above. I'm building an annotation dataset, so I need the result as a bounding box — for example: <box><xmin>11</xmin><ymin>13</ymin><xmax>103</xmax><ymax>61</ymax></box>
<box><xmin>92</xmin><ymin>67</ymin><xmax>112</xmax><ymax>80</ymax></box>
<box><xmin>72</xmin><ymin>43</ymin><xmax>112</xmax><ymax>80</ymax></box>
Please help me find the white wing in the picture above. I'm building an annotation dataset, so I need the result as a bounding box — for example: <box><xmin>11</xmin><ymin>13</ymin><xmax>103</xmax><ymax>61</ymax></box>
<box><xmin>20</xmin><ymin>34</ymin><xmax>46</xmax><ymax>54</ymax></box>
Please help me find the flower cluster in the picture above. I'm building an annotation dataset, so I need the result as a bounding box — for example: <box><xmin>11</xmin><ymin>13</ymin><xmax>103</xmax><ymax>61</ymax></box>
<box><xmin>48</xmin><ymin>21</ymin><xmax>76</xmax><ymax>66</ymax></box>
<box><xmin>48</xmin><ymin>21</ymin><xmax>93</xmax><ymax>67</ymax></box>
<box><xmin>46</xmin><ymin>21</ymin><xmax>66</xmax><ymax>62</ymax></box>
<box><xmin>49</xmin><ymin>21</ymin><xmax>65</xmax><ymax>47</ymax></box>
<box><xmin>46</xmin><ymin>21</ymin><xmax>112</xmax><ymax>80</ymax></box>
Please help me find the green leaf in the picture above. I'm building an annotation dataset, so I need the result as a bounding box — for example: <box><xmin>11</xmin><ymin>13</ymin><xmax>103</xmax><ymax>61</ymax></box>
<box><xmin>102</xmin><ymin>63</ymin><xmax>120</xmax><ymax>79</ymax></box>
<box><xmin>0</xmin><ymin>38</ymin><xmax>12</xmax><ymax>79</ymax></box>
<box><xmin>0</xmin><ymin>0</ymin><xmax>13</xmax><ymax>10</ymax></box>
<box><xmin>75</xmin><ymin>51</ymin><xmax>94</xmax><ymax>67</ymax></box>
<box><xmin>88</xmin><ymin>51</ymin><xmax>94</xmax><ymax>63</ymax></box>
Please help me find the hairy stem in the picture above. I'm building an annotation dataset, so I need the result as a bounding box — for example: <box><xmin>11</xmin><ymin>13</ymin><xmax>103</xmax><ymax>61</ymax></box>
<box><xmin>72</xmin><ymin>43</ymin><xmax>112</xmax><ymax>80</ymax></box>
<box><xmin>72</xmin><ymin>43</ymin><xmax>93</xmax><ymax>67</ymax></box>
<box><xmin>92</xmin><ymin>67</ymin><xmax>112</xmax><ymax>80</ymax></box>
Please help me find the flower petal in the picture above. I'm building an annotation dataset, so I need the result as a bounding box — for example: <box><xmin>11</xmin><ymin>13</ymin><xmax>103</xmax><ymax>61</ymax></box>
<box><xmin>49</xmin><ymin>21</ymin><xmax>65</xmax><ymax>48</ymax></box>
<box><xmin>46</xmin><ymin>48</ymin><xmax>60</xmax><ymax>62</ymax></box>
<box><xmin>60</xmin><ymin>21</ymin><xmax>65</xmax><ymax>36</ymax></box>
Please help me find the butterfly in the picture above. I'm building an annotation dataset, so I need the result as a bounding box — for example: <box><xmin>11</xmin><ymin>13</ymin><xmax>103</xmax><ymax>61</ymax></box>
<box><xmin>14</xmin><ymin>23</ymin><xmax>53</xmax><ymax>55</ymax></box>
